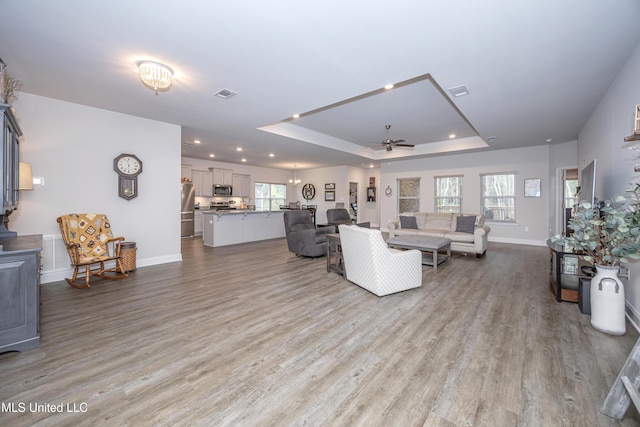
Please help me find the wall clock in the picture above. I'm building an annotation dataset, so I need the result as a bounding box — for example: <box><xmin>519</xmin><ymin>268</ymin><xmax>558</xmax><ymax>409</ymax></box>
<box><xmin>302</xmin><ymin>183</ymin><xmax>315</xmax><ymax>200</ymax></box>
<box><xmin>113</xmin><ymin>153</ymin><xmax>143</xmax><ymax>200</ymax></box>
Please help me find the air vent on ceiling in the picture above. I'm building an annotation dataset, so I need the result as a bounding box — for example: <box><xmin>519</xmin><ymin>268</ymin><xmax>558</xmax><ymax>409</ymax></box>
<box><xmin>448</xmin><ymin>85</ymin><xmax>469</xmax><ymax>97</ymax></box>
<box><xmin>214</xmin><ymin>88</ymin><xmax>237</xmax><ymax>99</ymax></box>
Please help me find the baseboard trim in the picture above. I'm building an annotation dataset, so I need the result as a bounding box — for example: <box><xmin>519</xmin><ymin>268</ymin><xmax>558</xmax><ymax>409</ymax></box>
<box><xmin>626</xmin><ymin>302</ymin><xmax>640</xmax><ymax>334</ymax></box>
<box><xmin>488</xmin><ymin>236</ymin><xmax>547</xmax><ymax>247</ymax></box>
<box><xmin>41</xmin><ymin>253</ymin><xmax>183</xmax><ymax>284</ymax></box>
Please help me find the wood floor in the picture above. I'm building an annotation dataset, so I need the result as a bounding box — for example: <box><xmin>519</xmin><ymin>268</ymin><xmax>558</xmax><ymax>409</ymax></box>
<box><xmin>1</xmin><ymin>237</ymin><xmax>639</xmax><ymax>426</ymax></box>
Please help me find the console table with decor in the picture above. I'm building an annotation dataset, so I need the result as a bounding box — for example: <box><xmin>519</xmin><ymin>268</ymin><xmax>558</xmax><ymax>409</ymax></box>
<box><xmin>0</xmin><ymin>234</ymin><xmax>42</xmax><ymax>353</ymax></box>
<box><xmin>546</xmin><ymin>239</ymin><xmax>592</xmax><ymax>303</ymax></box>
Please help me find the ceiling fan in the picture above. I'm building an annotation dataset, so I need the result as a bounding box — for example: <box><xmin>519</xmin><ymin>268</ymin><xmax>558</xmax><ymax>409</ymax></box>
<box><xmin>378</xmin><ymin>125</ymin><xmax>415</xmax><ymax>151</ymax></box>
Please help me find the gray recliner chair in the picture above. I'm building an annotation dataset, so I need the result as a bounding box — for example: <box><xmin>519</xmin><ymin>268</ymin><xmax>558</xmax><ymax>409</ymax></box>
<box><xmin>283</xmin><ymin>210</ymin><xmax>335</xmax><ymax>257</ymax></box>
<box><xmin>326</xmin><ymin>208</ymin><xmax>352</xmax><ymax>227</ymax></box>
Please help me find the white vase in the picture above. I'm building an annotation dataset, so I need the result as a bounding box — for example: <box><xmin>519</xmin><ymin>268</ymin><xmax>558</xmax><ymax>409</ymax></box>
<box><xmin>590</xmin><ymin>264</ymin><xmax>626</xmax><ymax>335</ymax></box>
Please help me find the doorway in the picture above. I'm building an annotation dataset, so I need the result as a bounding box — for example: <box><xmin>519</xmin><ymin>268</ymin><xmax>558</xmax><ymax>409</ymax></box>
<box><xmin>562</xmin><ymin>168</ymin><xmax>579</xmax><ymax>235</ymax></box>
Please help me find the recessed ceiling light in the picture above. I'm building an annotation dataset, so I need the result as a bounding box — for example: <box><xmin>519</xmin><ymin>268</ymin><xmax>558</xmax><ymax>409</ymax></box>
<box><xmin>486</xmin><ymin>136</ymin><xmax>497</xmax><ymax>141</ymax></box>
<box><xmin>236</xmin><ymin>147</ymin><xmax>243</xmax><ymax>151</ymax></box>
<box><xmin>292</xmin><ymin>114</ymin><xmax>300</xmax><ymax>119</ymax></box>
<box><xmin>268</xmin><ymin>153</ymin><xmax>275</xmax><ymax>157</ymax></box>
<box><xmin>546</xmin><ymin>138</ymin><xmax>553</xmax><ymax>143</ymax></box>
<box><xmin>449</xmin><ymin>134</ymin><xmax>456</xmax><ymax>139</ymax></box>
<box><xmin>241</xmin><ymin>158</ymin><xmax>247</xmax><ymax>162</ymax></box>
<box><xmin>209</xmin><ymin>154</ymin><xmax>215</xmax><ymax>158</ymax></box>
<box><xmin>369</xmin><ymin>164</ymin><xmax>374</xmax><ymax>168</ymax></box>
<box><xmin>194</xmin><ymin>139</ymin><xmax>201</xmax><ymax>144</ymax></box>
<box><xmin>448</xmin><ymin>85</ymin><xmax>469</xmax><ymax>97</ymax></box>
<box><xmin>384</xmin><ymin>84</ymin><xmax>394</xmax><ymax>90</ymax></box>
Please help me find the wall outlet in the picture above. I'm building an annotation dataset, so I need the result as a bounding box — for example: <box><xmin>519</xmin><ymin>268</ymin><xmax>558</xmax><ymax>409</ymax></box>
<box><xmin>620</xmin><ymin>265</ymin><xmax>630</xmax><ymax>281</ymax></box>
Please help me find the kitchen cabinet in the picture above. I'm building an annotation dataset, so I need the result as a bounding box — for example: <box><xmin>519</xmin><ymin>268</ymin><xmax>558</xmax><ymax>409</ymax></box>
<box><xmin>194</xmin><ymin>211</ymin><xmax>204</xmax><ymax>236</ymax></box>
<box><xmin>0</xmin><ymin>234</ymin><xmax>42</xmax><ymax>353</ymax></box>
<box><xmin>212</xmin><ymin>168</ymin><xmax>233</xmax><ymax>185</ymax></box>
<box><xmin>232</xmin><ymin>174</ymin><xmax>251</xmax><ymax>198</ymax></box>
<box><xmin>192</xmin><ymin>170</ymin><xmax>213</xmax><ymax>197</ymax></box>
<box><xmin>181</xmin><ymin>164</ymin><xmax>192</xmax><ymax>180</ymax></box>
<box><xmin>203</xmin><ymin>211</ymin><xmax>284</xmax><ymax>247</ymax></box>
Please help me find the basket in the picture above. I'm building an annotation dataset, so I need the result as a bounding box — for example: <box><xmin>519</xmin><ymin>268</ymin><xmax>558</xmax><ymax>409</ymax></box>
<box><xmin>120</xmin><ymin>242</ymin><xmax>137</xmax><ymax>273</ymax></box>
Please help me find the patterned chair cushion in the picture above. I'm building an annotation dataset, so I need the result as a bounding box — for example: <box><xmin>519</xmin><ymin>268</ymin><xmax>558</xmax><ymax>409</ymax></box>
<box><xmin>59</xmin><ymin>213</ymin><xmax>116</xmax><ymax>262</ymax></box>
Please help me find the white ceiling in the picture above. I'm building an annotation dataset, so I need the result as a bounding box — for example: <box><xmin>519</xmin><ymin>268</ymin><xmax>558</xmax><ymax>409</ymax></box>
<box><xmin>1</xmin><ymin>1</ymin><xmax>639</xmax><ymax>171</ymax></box>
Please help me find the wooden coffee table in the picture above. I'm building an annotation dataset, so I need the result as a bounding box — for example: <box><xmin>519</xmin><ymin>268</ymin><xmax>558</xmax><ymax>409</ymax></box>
<box><xmin>386</xmin><ymin>235</ymin><xmax>452</xmax><ymax>270</ymax></box>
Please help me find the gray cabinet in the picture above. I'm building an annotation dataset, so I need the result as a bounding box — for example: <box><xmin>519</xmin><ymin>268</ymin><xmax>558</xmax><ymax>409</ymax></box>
<box><xmin>0</xmin><ymin>234</ymin><xmax>42</xmax><ymax>353</ymax></box>
<box><xmin>1</xmin><ymin>104</ymin><xmax>22</xmax><ymax>237</ymax></box>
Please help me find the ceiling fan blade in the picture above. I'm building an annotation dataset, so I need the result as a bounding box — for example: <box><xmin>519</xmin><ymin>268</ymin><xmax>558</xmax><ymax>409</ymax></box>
<box><xmin>391</xmin><ymin>139</ymin><xmax>406</xmax><ymax>144</ymax></box>
<box><xmin>394</xmin><ymin>143</ymin><xmax>415</xmax><ymax>148</ymax></box>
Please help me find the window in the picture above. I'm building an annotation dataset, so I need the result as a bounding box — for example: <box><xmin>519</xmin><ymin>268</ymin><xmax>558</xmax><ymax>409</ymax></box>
<box><xmin>254</xmin><ymin>182</ymin><xmax>286</xmax><ymax>211</ymax></box>
<box><xmin>398</xmin><ymin>178</ymin><xmax>420</xmax><ymax>213</ymax></box>
<box><xmin>481</xmin><ymin>173</ymin><xmax>515</xmax><ymax>222</ymax></box>
<box><xmin>435</xmin><ymin>175</ymin><xmax>462</xmax><ymax>213</ymax></box>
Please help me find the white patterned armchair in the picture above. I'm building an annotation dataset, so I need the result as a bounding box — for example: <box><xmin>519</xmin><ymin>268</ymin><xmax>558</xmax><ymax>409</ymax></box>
<box><xmin>338</xmin><ymin>225</ymin><xmax>422</xmax><ymax>296</ymax></box>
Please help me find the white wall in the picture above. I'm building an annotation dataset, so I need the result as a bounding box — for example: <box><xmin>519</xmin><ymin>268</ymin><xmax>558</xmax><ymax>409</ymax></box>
<box><xmin>577</xmin><ymin>40</ymin><xmax>640</xmax><ymax>329</ymax></box>
<box><xmin>380</xmin><ymin>145</ymin><xmax>555</xmax><ymax>246</ymax></box>
<box><xmin>12</xmin><ymin>93</ymin><xmax>182</xmax><ymax>283</ymax></box>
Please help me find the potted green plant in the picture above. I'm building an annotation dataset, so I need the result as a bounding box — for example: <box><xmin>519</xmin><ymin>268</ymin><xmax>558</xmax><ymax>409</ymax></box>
<box><xmin>553</xmin><ymin>188</ymin><xmax>640</xmax><ymax>335</ymax></box>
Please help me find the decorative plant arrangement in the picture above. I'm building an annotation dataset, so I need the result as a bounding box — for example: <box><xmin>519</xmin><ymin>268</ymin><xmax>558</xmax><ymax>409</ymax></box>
<box><xmin>553</xmin><ymin>183</ymin><xmax>640</xmax><ymax>335</ymax></box>
<box><xmin>553</xmin><ymin>185</ymin><xmax>640</xmax><ymax>266</ymax></box>
<box><xmin>1</xmin><ymin>73</ymin><xmax>21</xmax><ymax>105</ymax></box>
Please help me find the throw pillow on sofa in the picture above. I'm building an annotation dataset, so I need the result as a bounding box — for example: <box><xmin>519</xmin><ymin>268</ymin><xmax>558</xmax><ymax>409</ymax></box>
<box><xmin>400</xmin><ymin>215</ymin><xmax>418</xmax><ymax>229</ymax></box>
<box><xmin>456</xmin><ymin>215</ymin><xmax>476</xmax><ymax>233</ymax></box>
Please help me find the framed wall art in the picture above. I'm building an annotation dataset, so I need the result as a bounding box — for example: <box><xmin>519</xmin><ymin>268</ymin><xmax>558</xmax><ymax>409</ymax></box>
<box><xmin>325</xmin><ymin>183</ymin><xmax>335</xmax><ymax>190</ymax></box>
<box><xmin>524</xmin><ymin>178</ymin><xmax>541</xmax><ymax>198</ymax></box>
<box><xmin>367</xmin><ymin>187</ymin><xmax>376</xmax><ymax>202</ymax></box>
<box><xmin>325</xmin><ymin>191</ymin><xmax>335</xmax><ymax>201</ymax></box>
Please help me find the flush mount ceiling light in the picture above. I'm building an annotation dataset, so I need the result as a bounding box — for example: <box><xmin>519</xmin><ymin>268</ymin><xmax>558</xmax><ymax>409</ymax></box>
<box><xmin>138</xmin><ymin>61</ymin><xmax>173</xmax><ymax>95</ymax></box>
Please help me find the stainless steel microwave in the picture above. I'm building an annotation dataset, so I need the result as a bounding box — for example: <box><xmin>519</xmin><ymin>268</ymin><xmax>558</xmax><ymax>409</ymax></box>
<box><xmin>213</xmin><ymin>185</ymin><xmax>232</xmax><ymax>196</ymax></box>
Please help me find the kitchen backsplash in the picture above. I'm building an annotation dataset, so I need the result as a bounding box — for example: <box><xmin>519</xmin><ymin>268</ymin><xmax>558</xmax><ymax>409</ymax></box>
<box><xmin>194</xmin><ymin>196</ymin><xmax>247</xmax><ymax>208</ymax></box>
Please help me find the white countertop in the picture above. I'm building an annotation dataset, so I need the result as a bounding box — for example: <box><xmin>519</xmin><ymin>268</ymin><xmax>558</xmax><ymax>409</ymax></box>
<box><xmin>201</xmin><ymin>209</ymin><xmax>283</xmax><ymax>215</ymax></box>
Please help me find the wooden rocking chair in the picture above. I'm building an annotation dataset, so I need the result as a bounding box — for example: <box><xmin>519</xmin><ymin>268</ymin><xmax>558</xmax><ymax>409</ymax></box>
<box><xmin>56</xmin><ymin>213</ymin><xmax>128</xmax><ymax>288</ymax></box>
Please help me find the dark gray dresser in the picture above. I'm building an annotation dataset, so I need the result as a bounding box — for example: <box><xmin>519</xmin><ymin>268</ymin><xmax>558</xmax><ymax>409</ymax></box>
<box><xmin>0</xmin><ymin>234</ymin><xmax>42</xmax><ymax>353</ymax></box>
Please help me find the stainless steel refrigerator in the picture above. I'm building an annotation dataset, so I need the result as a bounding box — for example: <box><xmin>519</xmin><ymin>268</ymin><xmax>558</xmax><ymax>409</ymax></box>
<box><xmin>181</xmin><ymin>182</ymin><xmax>195</xmax><ymax>237</ymax></box>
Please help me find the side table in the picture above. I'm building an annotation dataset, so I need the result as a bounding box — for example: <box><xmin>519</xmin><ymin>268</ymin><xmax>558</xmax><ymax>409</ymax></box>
<box><xmin>326</xmin><ymin>233</ymin><xmax>345</xmax><ymax>279</ymax></box>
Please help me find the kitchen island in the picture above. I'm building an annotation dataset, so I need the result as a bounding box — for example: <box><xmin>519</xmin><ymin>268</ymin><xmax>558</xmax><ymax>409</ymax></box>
<box><xmin>202</xmin><ymin>210</ymin><xmax>285</xmax><ymax>247</ymax></box>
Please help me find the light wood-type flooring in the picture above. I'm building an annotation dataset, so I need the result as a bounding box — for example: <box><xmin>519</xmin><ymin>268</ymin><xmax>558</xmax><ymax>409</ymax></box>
<box><xmin>1</xmin><ymin>237</ymin><xmax>640</xmax><ymax>426</ymax></box>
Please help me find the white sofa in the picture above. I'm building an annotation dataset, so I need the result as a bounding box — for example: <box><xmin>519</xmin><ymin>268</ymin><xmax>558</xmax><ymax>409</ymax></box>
<box><xmin>387</xmin><ymin>212</ymin><xmax>490</xmax><ymax>257</ymax></box>
<box><xmin>338</xmin><ymin>225</ymin><xmax>422</xmax><ymax>296</ymax></box>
